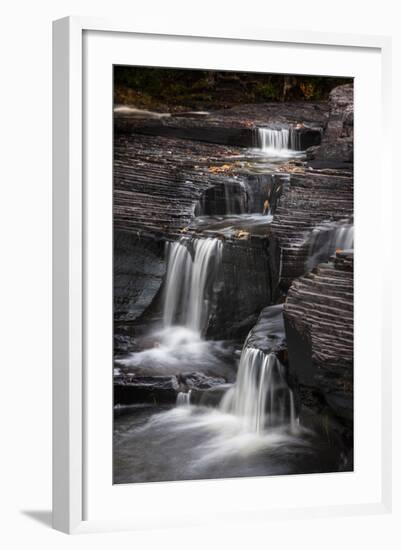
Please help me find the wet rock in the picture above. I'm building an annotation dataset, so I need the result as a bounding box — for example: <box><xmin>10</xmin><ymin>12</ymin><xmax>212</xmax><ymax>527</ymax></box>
<box><xmin>113</xmin><ymin>333</ymin><xmax>132</xmax><ymax>354</ymax></box>
<box><xmin>114</xmin><ymin>370</ymin><xmax>229</xmax><ymax>406</ymax></box>
<box><xmin>114</xmin><ymin>375</ymin><xmax>180</xmax><ymax>404</ymax></box>
<box><xmin>178</xmin><ymin>372</ymin><xmax>226</xmax><ymax>391</ymax></box>
<box><xmin>190</xmin><ymin>384</ymin><xmax>232</xmax><ymax>407</ymax></box>
<box><xmin>196</xmin><ymin>180</ymin><xmax>249</xmax><ymax>215</ymax></box>
<box><xmin>284</xmin><ymin>251</ymin><xmax>353</xmax><ymax>423</ymax></box>
<box><xmin>243</xmin><ymin>173</ymin><xmax>289</xmax><ymax>215</ymax></box>
<box><xmin>298</xmin><ymin>405</ymin><xmax>353</xmax><ymax>471</ymax></box>
<box><xmin>246</xmin><ymin>304</ymin><xmax>287</xmax><ymax>357</ymax></box>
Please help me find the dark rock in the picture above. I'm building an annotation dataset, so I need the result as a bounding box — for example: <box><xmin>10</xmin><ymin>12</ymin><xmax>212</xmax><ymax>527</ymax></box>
<box><xmin>114</xmin><ymin>132</ymin><xmax>248</xmax><ymax>238</ymax></box>
<box><xmin>242</xmin><ymin>173</ymin><xmax>289</xmax><ymax>215</ymax></box>
<box><xmin>177</xmin><ymin>372</ymin><xmax>226</xmax><ymax>391</ymax></box>
<box><xmin>126</xmin><ymin>125</ymin><xmax>256</xmax><ymax>148</ymax></box>
<box><xmin>246</xmin><ymin>304</ymin><xmax>287</xmax><ymax>358</ymax></box>
<box><xmin>113</xmin><ymin>333</ymin><xmax>132</xmax><ymax>354</ymax></box>
<box><xmin>114</xmin><ymin>375</ymin><xmax>180</xmax><ymax>404</ymax></box>
<box><xmin>195</xmin><ymin>180</ymin><xmax>249</xmax><ymax>215</ymax></box>
<box><xmin>113</xmin><ymin>371</ymin><xmax>229</xmax><ymax>407</ymax></box>
<box><xmin>190</xmin><ymin>384</ymin><xmax>232</xmax><ymax>407</ymax></box>
<box><xmin>308</xmin><ymin>84</ymin><xmax>353</xmax><ymax>163</ymax></box>
<box><xmin>284</xmin><ymin>250</ymin><xmax>353</xmax><ymax>423</ymax></box>
<box><xmin>114</xmin><ymin>231</ymin><xmax>165</xmax><ymax>323</ymax></box>
<box><xmin>115</xmin><ymin>101</ymin><xmax>328</xmax><ymax>149</ymax></box>
<box><xmin>296</xmin><ymin>127</ymin><xmax>322</xmax><ymax>149</ymax></box>
<box><xmin>269</xmin><ymin>172</ymin><xmax>353</xmax><ymax>290</ymax></box>
<box><xmin>208</xmin><ymin>237</ymin><xmax>272</xmax><ymax>339</ymax></box>
<box><xmin>298</xmin><ymin>405</ymin><xmax>353</xmax><ymax>471</ymax></box>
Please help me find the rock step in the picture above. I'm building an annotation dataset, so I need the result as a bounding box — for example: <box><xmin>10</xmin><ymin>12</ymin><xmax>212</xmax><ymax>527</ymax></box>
<box><xmin>114</xmin><ymin>133</ymin><xmax>248</xmax><ymax>237</ymax></box>
<box><xmin>270</xmin><ymin>173</ymin><xmax>353</xmax><ymax>288</ymax></box>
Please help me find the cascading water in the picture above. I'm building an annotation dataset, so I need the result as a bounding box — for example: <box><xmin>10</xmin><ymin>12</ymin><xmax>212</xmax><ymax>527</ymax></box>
<box><xmin>117</xmin><ymin>236</ymin><xmax>227</xmax><ymax>374</ymax></box>
<box><xmin>163</xmin><ymin>237</ymin><xmax>223</xmax><ymax>335</ymax></box>
<box><xmin>176</xmin><ymin>390</ymin><xmax>192</xmax><ymax>407</ymax></box>
<box><xmin>256</xmin><ymin>127</ymin><xmax>301</xmax><ymax>153</ymax></box>
<box><xmin>220</xmin><ymin>347</ymin><xmax>297</xmax><ymax>433</ymax></box>
<box><xmin>306</xmin><ymin>221</ymin><xmax>354</xmax><ymax>271</ymax></box>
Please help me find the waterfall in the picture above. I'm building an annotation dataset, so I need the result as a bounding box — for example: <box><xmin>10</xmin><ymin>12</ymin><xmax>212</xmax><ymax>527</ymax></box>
<box><xmin>256</xmin><ymin>127</ymin><xmax>300</xmax><ymax>153</ymax></box>
<box><xmin>306</xmin><ymin>222</ymin><xmax>354</xmax><ymax>271</ymax></box>
<box><xmin>220</xmin><ymin>347</ymin><xmax>297</xmax><ymax>433</ymax></box>
<box><xmin>163</xmin><ymin>237</ymin><xmax>223</xmax><ymax>334</ymax></box>
<box><xmin>176</xmin><ymin>390</ymin><xmax>192</xmax><ymax>407</ymax></box>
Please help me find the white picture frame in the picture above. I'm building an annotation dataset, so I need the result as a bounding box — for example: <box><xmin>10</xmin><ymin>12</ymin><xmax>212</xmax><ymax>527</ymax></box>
<box><xmin>52</xmin><ymin>16</ymin><xmax>392</xmax><ymax>534</ymax></box>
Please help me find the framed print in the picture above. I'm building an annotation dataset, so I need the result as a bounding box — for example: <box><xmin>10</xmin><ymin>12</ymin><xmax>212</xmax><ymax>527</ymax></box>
<box><xmin>52</xmin><ymin>17</ymin><xmax>392</xmax><ymax>534</ymax></box>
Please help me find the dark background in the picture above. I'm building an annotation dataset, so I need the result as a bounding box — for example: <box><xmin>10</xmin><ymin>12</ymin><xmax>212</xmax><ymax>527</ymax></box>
<box><xmin>114</xmin><ymin>66</ymin><xmax>352</xmax><ymax>111</ymax></box>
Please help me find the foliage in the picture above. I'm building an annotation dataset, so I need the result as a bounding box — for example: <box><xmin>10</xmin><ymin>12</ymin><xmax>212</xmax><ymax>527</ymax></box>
<box><xmin>114</xmin><ymin>66</ymin><xmax>352</xmax><ymax>110</ymax></box>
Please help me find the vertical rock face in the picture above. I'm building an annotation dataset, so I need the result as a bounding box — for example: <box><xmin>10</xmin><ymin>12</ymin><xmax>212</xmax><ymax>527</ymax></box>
<box><xmin>208</xmin><ymin>238</ymin><xmax>272</xmax><ymax>339</ymax></box>
<box><xmin>114</xmin><ymin>231</ymin><xmax>166</xmax><ymax>322</ymax></box>
<box><xmin>283</xmin><ymin>251</ymin><xmax>353</xmax><ymax>423</ymax></box>
<box><xmin>309</xmin><ymin>84</ymin><xmax>353</xmax><ymax>163</ymax></box>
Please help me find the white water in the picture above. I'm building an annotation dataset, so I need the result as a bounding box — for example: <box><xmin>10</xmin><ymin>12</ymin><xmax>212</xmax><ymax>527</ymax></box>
<box><xmin>116</xmin><ymin>237</ymin><xmax>228</xmax><ymax>375</ymax></box>
<box><xmin>220</xmin><ymin>347</ymin><xmax>297</xmax><ymax>433</ymax></box>
<box><xmin>113</xmin><ymin>105</ymin><xmax>172</xmax><ymax>118</ymax></box>
<box><xmin>306</xmin><ymin>222</ymin><xmax>354</xmax><ymax>271</ymax></box>
<box><xmin>161</xmin><ymin>235</ymin><xmax>297</xmax><ymax>436</ymax></box>
<box><xmin>163</xmin><ymin>237</ymin><xmax>223</xmax><ymax>334</ymax></box>
<box><xmin>115</xmin><ymin>325</ymin><xmax>230</xmax><ymax>373</ymax></box>
<box><xmin>176</xmin><ymin>390</ymin><xmax>192</xmax><ymax>407</ymax></box>
<box><xmin>115</xmin><ymin>347</ymin><xmax>303</xmax><ymax>482</ymax></box>
<box><xmin>256</xmin><ymin>127</ymin><xmax>301</xmax><ymax>155</ymax></box>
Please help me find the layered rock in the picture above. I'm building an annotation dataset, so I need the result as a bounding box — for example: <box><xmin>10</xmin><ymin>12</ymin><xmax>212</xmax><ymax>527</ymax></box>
<box><xmin>115</xmin><ymin>101</ymin><xmax>328</xmax><ymax>148</ymax></box>
<box><xmin>114</xmin><ymin>133</ymin><xmax>249</xmax><ymax>238</ymax></box>
<box><xmin>283</xmin><ymin>250</ymin><xmax>353</xmax><ymax>423</ymax></box>
<box><xmin>269</xmin><ymin>172</ymin><xmax>353</xmax><ymax>290</ymax></box>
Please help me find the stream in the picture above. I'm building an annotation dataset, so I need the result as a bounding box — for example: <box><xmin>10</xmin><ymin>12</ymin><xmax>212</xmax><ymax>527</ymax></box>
<box><xmin>114</xmin><ymin>128</ymin><xmax>352</xmax><ymax>484</ymax></box>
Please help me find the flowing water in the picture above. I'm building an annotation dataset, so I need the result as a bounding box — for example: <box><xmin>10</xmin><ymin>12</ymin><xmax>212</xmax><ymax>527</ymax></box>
<box><xmin>306</xmin><ymin>220</ymin><xmax>354</xmax><ymax>271</ymax></box>
<box><xmin>256</xmin><ymin>127</ymin><xmax>302</xmax><ymax>155</ymax></box>
<box><xmin>163</xmin><ymin>237</ymin><xmax>223</xmax><ymax>334</ymax></box>
<box><xmin>176</xmin><ymin>390</ymin><xmax>192</xmax><ymax>407</ymax></box>
<box><xmin>220</xmin><ymin>348</ymin><xmax>297</xmax><ymax>433</ymax></box>
<box><xmin>114</xmin><ymin>126</ymin><xmax>344</xmax><ymax>483</ymax></box>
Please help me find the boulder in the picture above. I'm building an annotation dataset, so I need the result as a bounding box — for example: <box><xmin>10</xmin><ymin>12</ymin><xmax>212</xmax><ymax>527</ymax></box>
<box><xmin>245</xmin><ymin>304</ymin><xmax>287</xmax><ymax>359</ymax></box>
<box><xmin>308</xmin><ymin>84</ymin><xmax>353</xmax><ymax>163</ymax></box>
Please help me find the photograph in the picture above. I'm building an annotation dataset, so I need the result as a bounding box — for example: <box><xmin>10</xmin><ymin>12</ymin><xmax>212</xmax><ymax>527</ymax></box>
<box><xmin>112</xmin><ymin>66</ymin><xmax>354</xmax><ymax>484</ymax></box>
